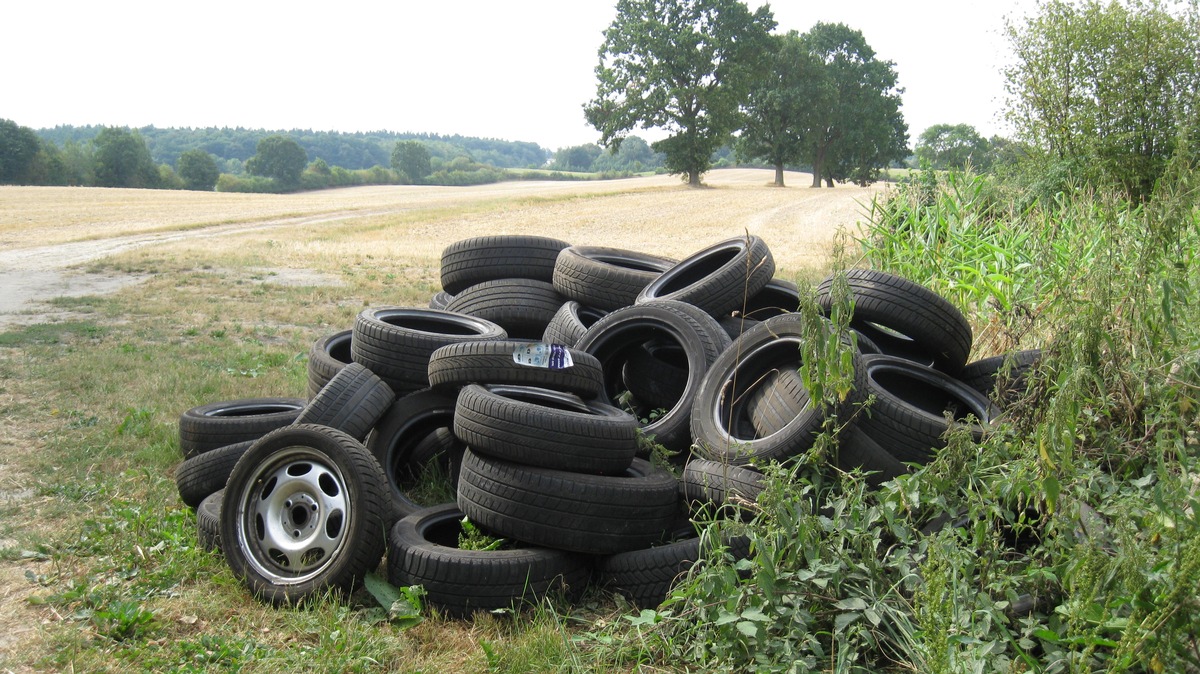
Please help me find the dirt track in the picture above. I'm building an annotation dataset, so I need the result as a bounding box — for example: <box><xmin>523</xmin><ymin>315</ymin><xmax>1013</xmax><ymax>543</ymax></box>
<box><xmin>0</xmin><ymin>169</ymin><xmax>885</xmax><ymax>329</ymax></box>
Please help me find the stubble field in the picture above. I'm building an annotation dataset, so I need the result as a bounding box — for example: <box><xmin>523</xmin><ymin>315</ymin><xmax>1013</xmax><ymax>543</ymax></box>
<box><xmin>0</xmin><ymin>169</ymin><xmax>884</xmax><ymax>672</ymax></box>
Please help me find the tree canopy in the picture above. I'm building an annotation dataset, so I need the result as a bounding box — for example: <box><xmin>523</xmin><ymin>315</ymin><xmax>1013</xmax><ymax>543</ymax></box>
<box><xmin>915</xmin><ymin>123</ymin><xmax>991</xmax><ymax>171</ymax></box>
<box><xmin>736</xmin><ymin>32</ymin><xmax>813</xmax><ymax>186</ymax></box>
<box><xmin>793</xmin><ymin>23</ymin><xmax>908</xmax><ymax>187</ymax></box>
<box><xmin>737</xmin><ymin>23</ymin><xmax>908</xmax><ymax>187</ymax></box>
<box><xmin>585</xmin><ymin>0</ymin><xmax>776</xmax><ymax>186</ymax></box>
<box><xmin>1003</xmin><ymin>0</ymin><xmax>1199</xmax><ymax>199</ymax></box>
<box><xmin>391</xmin><ymin>140</ymin><xmax>432</xmax><ymax>183</ymax></box>
<box><xmin>176</xmin><ymin>149</ymin><xmax>220</xmax><ymax>191</ymax></box>
<box><xmin>92</xmin><ymin>127</ymin><xmax>160</xmax><ymax>189</ymax></box>
<box><xmin>0</xmin><ymin>118</ymin><xmax>42</xmax><ymax>185</ymax></box>
<box><xmin>246</xmin><ymin>135</ymin><xmax>307</xmax><ymax>188</ymax></box>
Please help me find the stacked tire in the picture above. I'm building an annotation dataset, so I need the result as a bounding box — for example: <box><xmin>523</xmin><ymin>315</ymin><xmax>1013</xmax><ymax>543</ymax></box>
<box><xmin>172</xmin><ymin>232</ymin><xmax>1040</xmax><ymax>613</ymax></box>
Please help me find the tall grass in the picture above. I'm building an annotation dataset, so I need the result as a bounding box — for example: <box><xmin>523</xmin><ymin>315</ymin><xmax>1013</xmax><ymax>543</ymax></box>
<box><xmin>596</xmin><ymin>152</ymin><xmax>1200</xmax><ymax>670</ymax></box>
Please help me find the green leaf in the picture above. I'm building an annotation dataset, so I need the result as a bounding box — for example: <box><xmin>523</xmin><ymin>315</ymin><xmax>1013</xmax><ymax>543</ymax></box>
<box><xmin>741</xmin><ymin>606</ymin><xmax>770</xmax><ymax>622</ymax></box>
<box><xmin>626</xmin><ymin>608</ymin><xmax>662</xmax><ymax>626</ymax></box>
<box><xmin>735</xmin><ymin>620</ymin><xmax>760</xmax><ymax>638</ymax></box>
<box><xmin>362</xmin><ymin>572</ymin><xmax>401</xmax><ymax>609</ymax></box>
<box><xmin>715</xmin><ymin>609</ymin><xmax>740</xmax><ymax>626</ymax></box>
<box><xmin>834</xmin><ymin>612</ymin><xmax>861</xmax><ymax>632</ymax></box>
<box><xmin>1042</xmin><ymin>474</ymin><xmax>1061</xmax><ymax>514</ymax></box>
<box><xmin>834</xmin><ymin>597</ymin><xmax>867</xmax><ymax>611</ymax></box>
<box><xmin>1033</xmin><ymin>628</ymin><xmax>1060</xmax><ymax>643</ymax></box>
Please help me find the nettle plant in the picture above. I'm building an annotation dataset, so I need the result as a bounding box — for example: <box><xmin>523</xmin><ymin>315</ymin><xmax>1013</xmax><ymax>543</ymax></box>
<box><xmin>603</xmin><ymin>152</ymin><xmax>1200</xmax><ymax>672</ymax></box>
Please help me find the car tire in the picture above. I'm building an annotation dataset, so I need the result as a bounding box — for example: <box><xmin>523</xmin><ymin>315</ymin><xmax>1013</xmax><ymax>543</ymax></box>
<box><xmin>178</xmin><ymin>397</ymin><xmax>306</xmax><ymax>459</ymax></box>
<box><xmin>221</xmin><ymin>424</ymin><xmax>390</xmax><ymax>605</ymax></box>
<box><xmin>387</xmin><ymin>503</ymin><xmax>591</xmax><ymax>618</ymax></box>
<box><xmin>456</xmin><ymin>449</ymin><xmax>680</xmax><ymax>555</ymax></box>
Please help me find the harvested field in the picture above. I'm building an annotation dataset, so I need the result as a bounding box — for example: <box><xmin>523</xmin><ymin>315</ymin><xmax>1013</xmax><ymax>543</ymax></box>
<box><xmin>0</xmin><ymin>169</ymin><xmax>885</xmax><ymax>328</ymax></box>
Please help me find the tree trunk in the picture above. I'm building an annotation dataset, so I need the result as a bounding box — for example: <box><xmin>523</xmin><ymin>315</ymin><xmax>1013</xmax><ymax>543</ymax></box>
<box><xmin>824</xmin><ymin>174</ymin><xmax>835</xmax><ymax>188</ymax></box>
<box><xmin>688</xmin><ymin>170</ymin><xmax>702</xmax><ymax>187</ymax></box>
<box><xmin>774</xmin><ymin>163</ymin><xmax>785</xmax><ymax>187</ymax></box>
<box><xmin>810</xmin><ymin>146</ymin><xmax>825</xmax><ymax>188</ymax></box>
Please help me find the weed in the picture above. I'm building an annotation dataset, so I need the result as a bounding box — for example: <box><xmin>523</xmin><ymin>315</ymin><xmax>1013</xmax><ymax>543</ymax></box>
<box><xmin>362</xmin><ymin>572</ymin><xmax>426</xmax><ymax>628</ymax></box>
<box><xmin>92</xmin><ymin>599</ymin><xmax>157</xmax><ymax>642</ymax></box>
<box><xmin>459</xmin><ymin>517</ymin><xmax>510</xmax><ymax>552</ymax></box>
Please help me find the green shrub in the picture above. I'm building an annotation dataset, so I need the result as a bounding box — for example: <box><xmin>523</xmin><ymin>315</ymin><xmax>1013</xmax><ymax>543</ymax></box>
<box><xmin>596</xmin><ymin>149</ymin><xmax>1200</xmax><ymax>672</ymax></box>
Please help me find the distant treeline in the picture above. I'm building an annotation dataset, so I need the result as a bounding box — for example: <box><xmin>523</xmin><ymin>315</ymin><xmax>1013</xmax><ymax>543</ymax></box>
<box><xmin>0</xmin><ymin>119</ymin><xmax>676</xmax><ymax>192</ymax></box>
<box><xmin>35</xmin><ymin>126</ymin><xmax>552</xmax><ymax>174</ymax></box>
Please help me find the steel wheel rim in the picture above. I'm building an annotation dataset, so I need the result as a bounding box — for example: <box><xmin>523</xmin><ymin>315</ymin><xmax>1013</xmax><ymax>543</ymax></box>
<box><xmin>235</xmin><ymin>446</ymin><xmax>352</xmax><ymax>585</ymax></box>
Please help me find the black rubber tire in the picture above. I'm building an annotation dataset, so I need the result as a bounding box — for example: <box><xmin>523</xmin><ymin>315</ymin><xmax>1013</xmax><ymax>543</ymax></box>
<box><xmin>427</xmin><ymin>339</ymin><xmax>604</xmax><ymax>398</ymax></box>
<box><xmin>456</xmin><ymin>449</ymin><xmax>680</xmax><ymax>555</ymax></box>
<box><xmin>428</xmin><ymin>291</ymin><xmax>455</xmax><ymax>311</ymax></box>
<box><xmin>620</xmin><ymin>339</ymin><xmax>689</xmax><ymax>411</ymax></box>
<box><xmin>178</xmin><ymin>397</ymin><xmax>306</xmax><ymax>459</ymax></box>
<box><xmin>197</xmin><ymin>488</ymin><xmax>224</xmax><ymax>553</ymax></box>
<box><xmin>439</xmin><ymin>235</ymin><xmax>571</xmax><ymax>295</ymax></box>
<box><xmin>552</xmin><ymin>245</ymin><xmax>676</xmax><ymax>311</ymax></box>
<box><xmin>307</xmin><ymin>329</ymin><xmax>353</xmax><ymax>399</ymax></box>
<box><xmin>542</xmin><ymin>301</ymin><xmax>607</xmax><ymax>347</ymax></box>
<box><xmin>853</xmin><ymin>328</ymin><xmax>883</xmax><ymax>356</ymax></box>
<box><xmin>351</xmin><ymin>307</ymin><xmax>507</xmax><ymax>395</ymax></box>
<box><xmin>691</xmin><ymin>314</ymin><xmax>866</xmax><ymax>465</ymax></box>
<box><xmin>575</xmin><ymin>300</ymin><xmax>731</xmax><ymax>453</ymax></box>
<box><xmin>221</xmin><ymin>424</ymin><xmax>390</xmax><ymax>605</ymax></box>
<box><xmin>386</xmin><ymin>503</ymin><xmax>592</xmax><ymax>618</ymax></box>
<box><xmin>737</xmin><ymin>278</ymin><xmax>800</xmax><ymax>321</ymax></box>
<box><xmin>406</xmin><ymin>426</ymin><xmax>465</xmax><ymax>486</ymax></box>
<box><xmin>295</xmin><ymin>362</ymin><xmax>395</xmax><ymax>441</ymax></box>
<box><xmin>816</xmin><ymin>269</ymin><xmax>973</xmax><ymax>374</ymax></box>
<box><xmin>635</xmin><ymin>236</ymin><xmax>775</xmax><ymax>317</ymax></box>
<box><xmin>959</xmin><ymin>349</ymin><xmax>1043</xmax><ymax>405</ymax></box>
<box><xmin>836</xmin><ymin>425</ymin><xmax>909</xmax><ymax>486</ymax></box>
<box><xmin>175</xmin><ymin>439</ymin><xmax>254</xmax><ymax>508</ymax></box>
<box><xmin>453</xmin><ymin>384</ymin><xmax>638</xmax><ymax>474</ymax></box>
<box><xmin>718</xmin><ymin>315</ymin><xmax>762</xmax><ymax>341</ymax></box>
<box><xmin>681</xmin><ymin>459</ymin><xmax>766</xmax><ymax>513</ymax></box>
<box><xmin>857</xmin><ymin>354</ymin><xmax>1000</xmax><ymax>464</ymax></box>
<box><xmin>444</xmin><ymin>279</ymin><xmax>565</xmax><ymax>340</ymax></box>
<box><xmin>598</xmin><ymin>531</ymin><xmax>752</xmax><ymax>609</ymax></box>
<box><xmin>365</xmin><ymin>389</ymin><xmax>461</xmax><ymax>521</ymax></box>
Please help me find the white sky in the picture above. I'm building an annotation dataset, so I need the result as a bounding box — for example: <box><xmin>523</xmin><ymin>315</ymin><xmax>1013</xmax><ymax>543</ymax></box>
<box><xmin>2</xmin><ymin>0</ymin><xmax>1038</xmax><ymax>151</ymax></box>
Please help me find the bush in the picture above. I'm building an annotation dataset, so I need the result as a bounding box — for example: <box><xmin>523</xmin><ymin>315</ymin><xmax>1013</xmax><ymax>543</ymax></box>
<box><xmin>215</xmin><ymin>174</ymin><xmax>278</xmax><ymax>193</ymax></box>
<box><xmin>587</xmin><ymin>153</ymin><xmax>1200</xmax><ymax>672</ymax></box>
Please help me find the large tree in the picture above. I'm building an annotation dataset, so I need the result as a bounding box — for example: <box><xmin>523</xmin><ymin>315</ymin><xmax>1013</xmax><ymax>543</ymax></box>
<box><xmin>552</xmin><ymin>144</ymin><xmax>603</xmax><ymax>172</ymax></box>
<box><xmin>736</xmin><ymin>32</ymin><xmax>813</xmax><ymax>186</ymax></box>
<box><xmin>0</xmin><ymin>119</ymin><xmax>41</xmax><ymax>184</ymax></box>
<box><xmin>1003</xmin><ymin>0</ymin><xmax>1198</xmax><ymax>199</ymax></box>
<box><xmin>246</xmin><ymin>135</ymin><xmax>307</xmax><ymax>188</ymax></box>
<box><xmin>391</xmin><ymin>140</ymin><xmax>432</xmax><ymax>183</ymax></box>
<box><xmin>792</xmin><ymin>23</ymin><xmax>908</xmax><ymax>187</ymax></box>
<box><xmin>176</xmin><ymin>148</ymin><xmax>220</xmax><ymax>191</ymax></box>
<box><xmin>915</xmin><ymin>123</ymin><xmax>991</xmax><ymax>171</ymax></box>
<box><xmin>585</xmin><ymin>0</ymin><xmax>775</xmax><ymax>187</ymax></box>
<box><xmin>92</xmin><ymin>127</ymin><xmax>160</xmax><ymax>189</ymax></box>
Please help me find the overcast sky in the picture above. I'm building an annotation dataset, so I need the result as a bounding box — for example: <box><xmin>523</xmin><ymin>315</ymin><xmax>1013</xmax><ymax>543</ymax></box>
<box><xmin>3</xmin><ymin>0</ymin><xmax>1038</xmax><ymax>150</ymax></box>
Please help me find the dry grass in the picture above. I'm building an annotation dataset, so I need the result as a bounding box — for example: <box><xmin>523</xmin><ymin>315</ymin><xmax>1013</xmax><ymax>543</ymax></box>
<box><xmin>0</xmin><ymin>170</ymin><xmax>883</xmax><ymax>268</ymax></box>
<box><xmin>0</xmin><ymin>169</ymin><xmax>883</xmax><ymax>672</ymax></box>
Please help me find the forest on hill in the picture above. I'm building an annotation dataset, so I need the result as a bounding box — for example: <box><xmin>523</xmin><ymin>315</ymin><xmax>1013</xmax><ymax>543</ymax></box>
<box><xmin>35</xmin><ymin>126</ymin><xmax>552</xmax><ymax>173</ymax></box>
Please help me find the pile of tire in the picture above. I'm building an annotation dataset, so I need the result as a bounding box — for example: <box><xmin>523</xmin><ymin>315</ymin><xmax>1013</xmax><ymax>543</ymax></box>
<box><xmin>173</xmin><ymin>233</ymin><xmax>1040</xmax><ymax>613</ymax></box>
